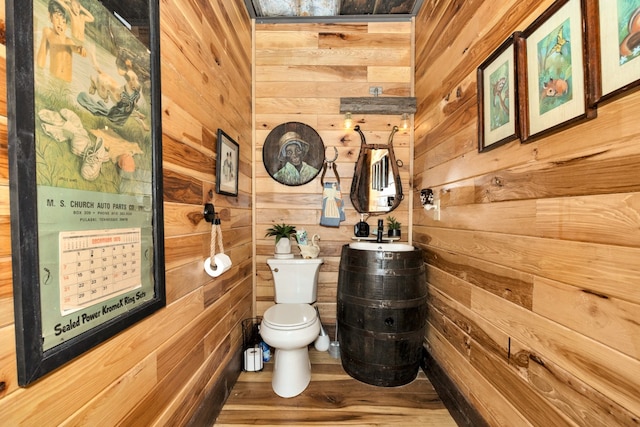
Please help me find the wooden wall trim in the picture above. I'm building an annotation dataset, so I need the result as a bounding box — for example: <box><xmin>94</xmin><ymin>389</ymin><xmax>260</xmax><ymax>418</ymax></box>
<box><xmin>422</xmin><ymin>347</ymin><xmax>490</xmax><ymax>427</ymax></box>
<box><xmin>186</xmin><ymin>347</ymin><xmax>242</xmax><ymax>427</ymax></box>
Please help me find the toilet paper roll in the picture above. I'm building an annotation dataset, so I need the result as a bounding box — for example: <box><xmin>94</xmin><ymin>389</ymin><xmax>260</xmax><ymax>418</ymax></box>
<box><xmin>244</xmin><ymin>348</ymin><xmax>263</xmax><ymax>371</ymax></box>
<box><xmin>204</xmin><ymin>254</ymin><xmax>232</xmax><ymax>277</ymax></box>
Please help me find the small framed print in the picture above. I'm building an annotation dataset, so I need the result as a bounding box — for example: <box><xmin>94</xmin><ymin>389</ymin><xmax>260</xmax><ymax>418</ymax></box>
<box><xmin>518</xmin><ymin>0</ymin><xmax>597</xmax><ymax>142</ymax></box>
<box><xmin>216</xmin><ymin>129</ymin><xmax>239</xmax><ymax>197</ymax></box>
<box><xmin>477</xmin><ymin>32</ymin><xmax>521</xmax><ymax>152</ymax></box>
<box><xmin>588</xmin><ymin>0</ymin><xmax>640</xmax><ymax>104</ymax></box>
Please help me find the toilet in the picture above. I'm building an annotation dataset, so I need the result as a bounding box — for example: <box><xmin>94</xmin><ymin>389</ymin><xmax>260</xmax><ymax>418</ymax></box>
<box><xmin>260</xmin><ymin>257</ymin><xmax>323</xmax><ymax>398</ymax></box>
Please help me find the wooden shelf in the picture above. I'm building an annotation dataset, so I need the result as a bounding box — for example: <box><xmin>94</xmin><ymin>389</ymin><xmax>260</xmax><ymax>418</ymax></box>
<box><xmin>340</xmin><ymin>97</ymin><xmax>417</xmax><ymax>115</ymax></box>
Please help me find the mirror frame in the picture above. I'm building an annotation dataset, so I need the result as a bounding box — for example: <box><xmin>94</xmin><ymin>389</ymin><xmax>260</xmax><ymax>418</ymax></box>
<box><xmin>350</xmin><ymin>126</ymin><xmax>404</xmax><ymax>214</ymax></box>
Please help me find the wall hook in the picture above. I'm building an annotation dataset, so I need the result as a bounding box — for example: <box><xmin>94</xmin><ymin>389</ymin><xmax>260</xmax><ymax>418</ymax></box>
<box><xmin>204</xmin><ymin>203</ymin><xmax>216</xmax><ymax>223</ymax></box>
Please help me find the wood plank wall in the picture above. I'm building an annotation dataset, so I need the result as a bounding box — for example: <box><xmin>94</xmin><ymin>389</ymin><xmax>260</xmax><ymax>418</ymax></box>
<box><xmin>414</xmin><ymin>0</ymin><xmax>640</xmax><ymax>425</ymax></box>
<box><xmin>0</xmin><ymin>0</ymin><xmax>253</xmax><ymax>423</ymax></box>
<box><xmin>254</xmin><ymin>21</ymin><xmax>414</xmax><ymax>324</ymax></box>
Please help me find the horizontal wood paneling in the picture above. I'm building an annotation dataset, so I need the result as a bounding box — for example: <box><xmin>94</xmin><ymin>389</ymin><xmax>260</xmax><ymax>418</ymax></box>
<box><xmin>418</xmin><ymin>226</ymin><xmax>640</xmax><ymax>304</ymax></box>
<box><xmin>254</xmin><ymin>22</ymin><xmax>413</xmax><ymax>320</ymax></box>
<box><xmin>473</xmin><ymin>288</ymin><xmax>640</xmax><ymax>419</ymax></box>
<box><xmin>415</xmin><ymin>0</ymin><xmax>640</xmax><ymax>425</ymax></box>
<box><xmin>532</xmin><ymin>277</ymin><xmax>640</xmax><ymax>359</ymax></box>
<box><xmin>0</xmin><ymin>0</ymin><xmax>252</xmax><ymax>424</ymax></box>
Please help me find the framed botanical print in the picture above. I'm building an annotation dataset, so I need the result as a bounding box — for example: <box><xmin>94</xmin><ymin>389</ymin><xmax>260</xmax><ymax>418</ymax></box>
<box><xmin>477</xmin><ymin>32</ymin><xmax>521</xmax><ymax>152</ymax></box>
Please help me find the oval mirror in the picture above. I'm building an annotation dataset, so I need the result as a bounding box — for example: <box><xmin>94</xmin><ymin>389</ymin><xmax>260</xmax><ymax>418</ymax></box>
<box><xmin>350</xmin><ymin>126</ymin><xmax>403</xmax><ymax>214</ymax></box>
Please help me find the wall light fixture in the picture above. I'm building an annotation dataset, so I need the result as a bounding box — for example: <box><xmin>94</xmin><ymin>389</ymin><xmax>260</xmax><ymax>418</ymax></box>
<box><xmin>401</xmin><ymin>113</ymin><xmax>409</xmax><ymax>130</ymax></box>
<box><xmin>344</xmin><ymin>112</ymin><xmax>353</xmax><ymax>129</ymax></box>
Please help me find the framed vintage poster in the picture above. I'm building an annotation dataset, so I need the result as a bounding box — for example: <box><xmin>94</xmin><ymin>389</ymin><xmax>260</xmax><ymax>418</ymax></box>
<box><xmin>477</xmin><ymin>32</ymin><xmax>521</xmax><ymax>152</ymax></box>
<box><xmin>6</xmin><ymin>0</ymin><xmax>165</xmax><ymax>386</ymax></box>
<box><xmin>216</xmin><ymin>129</ymin><xmax>240</xmax><ymax>197</ymax></box>
<box><xmin>518</xmin><ymin>0</ymin><xmax>597</xmax><ymax>142</ymax></box>
<box><xmin>589</xmin><ymin>0</ymin><xmax>640</xmax><ymax>104</ymax></box>
<box><xmin>262</xmin><ymin>122</ymin><xmax>325</xmax><ymax>186</ymax></box>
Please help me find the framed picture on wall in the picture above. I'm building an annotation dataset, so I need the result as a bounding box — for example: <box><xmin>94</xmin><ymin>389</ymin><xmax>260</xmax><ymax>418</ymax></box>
<box><xmin>518</xmin><ymin>0</ymin><xmax>597</xmax><ymax>142</ymax></box>
<box><xmin>262</xmin><ymin>122</ymin><xmax>325</xmax><ymax>187</ymax></box>
<box><xmin>477</xmin><ymin>32</ymin><xmax>521</xmax><ymax>152</ymax></box>
<box><xmin>216</xmin><ymin>129</ymin><xmax>239</xmax><ymax>197</ymax></box>
<box><xmin>7</xmin><ymin>0</ymin><xmax>165</xmax><ymax>386</ymax></box>
<box><xmin>588</xmin><ymin>0</ymin><xmax>640</xmax><ymax>105</ymax></box>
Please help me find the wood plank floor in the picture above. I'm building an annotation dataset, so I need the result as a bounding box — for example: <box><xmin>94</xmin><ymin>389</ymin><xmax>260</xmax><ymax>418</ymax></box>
<box><xmin>214</xmin><ymin>348</ymin><xmax>458</xmax><ymax>426</ymax></box>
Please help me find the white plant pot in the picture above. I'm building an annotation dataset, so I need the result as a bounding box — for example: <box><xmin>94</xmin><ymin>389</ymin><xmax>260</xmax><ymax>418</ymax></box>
<box><xmin>275</xmin><ymin>237</ymin><xmax>291</xmax><ymax>254</ymax></box>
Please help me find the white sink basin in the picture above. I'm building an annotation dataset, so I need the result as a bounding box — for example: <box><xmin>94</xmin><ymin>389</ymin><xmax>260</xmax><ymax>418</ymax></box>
<box><xmin>348</xmin><ymin>242</ymin><xmax>415</xmax><ymax>252</ymax></box>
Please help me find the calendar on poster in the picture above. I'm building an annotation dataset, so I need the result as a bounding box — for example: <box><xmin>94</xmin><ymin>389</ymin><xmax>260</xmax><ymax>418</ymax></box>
<box><xmin>59</xmin><ymin>228</ymin><xmax>142</xmax><ymax>315</ymax></box>
<box><xmin>37</xmin><ymin>187</ymin><xmax>157</xmax><ymax>351</ymax></box>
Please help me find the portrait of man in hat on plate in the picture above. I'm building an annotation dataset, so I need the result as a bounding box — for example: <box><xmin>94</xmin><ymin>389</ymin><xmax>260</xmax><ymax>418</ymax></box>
<box><xmin>263</xmin><ymin>122</ymin><xmax>324</xmax><ymax>186</ymax></box>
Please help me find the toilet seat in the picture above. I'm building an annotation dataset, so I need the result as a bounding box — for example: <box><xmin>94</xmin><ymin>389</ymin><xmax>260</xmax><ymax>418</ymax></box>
<box><xmin>262</xmin><ymin>304</ymin><xmax>317</xmax><ymax>331</ymax></box>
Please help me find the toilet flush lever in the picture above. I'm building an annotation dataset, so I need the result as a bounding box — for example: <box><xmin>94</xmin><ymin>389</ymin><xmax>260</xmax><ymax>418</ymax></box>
<box><xmin>273</xmin><ymin>268</ymin><xmax>279</xmax><ymax>273</ymax></box>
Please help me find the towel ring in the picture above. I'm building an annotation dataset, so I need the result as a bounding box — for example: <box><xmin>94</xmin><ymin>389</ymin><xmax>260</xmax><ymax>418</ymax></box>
<box><xmin>325</xmin><ymin>146</ymin><xmax>338</xmax><ymax>163</ymax></box>
<box><xmin>321</xmin><ymin>147</ymin><xmax>339</xmax><ymax>185</ymax></box>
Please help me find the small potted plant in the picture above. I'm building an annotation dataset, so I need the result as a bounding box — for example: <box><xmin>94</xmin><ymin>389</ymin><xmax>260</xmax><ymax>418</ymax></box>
<box><xmin>265</xmin><ymin>223</ymin><xmax>297</xmax><ymax>255</ymax></box>
<box><xmin>386</xmin><ymin>216</ymin><xmax>401</xmax><ymax>238</ymax></box>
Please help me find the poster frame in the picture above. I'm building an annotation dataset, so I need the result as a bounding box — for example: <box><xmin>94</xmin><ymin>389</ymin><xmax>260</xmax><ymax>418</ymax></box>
<box><xmin>6</xmin><ymin>0</ymin><xmax>165</xmax><ymax>386</ymax></box>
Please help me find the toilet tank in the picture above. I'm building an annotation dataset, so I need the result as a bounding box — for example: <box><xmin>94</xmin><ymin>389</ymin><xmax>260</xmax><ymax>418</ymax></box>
<box><xmin>267</xmin><ymin>258</ymin><xmax>323</xmax><ymax>303</ymax></box>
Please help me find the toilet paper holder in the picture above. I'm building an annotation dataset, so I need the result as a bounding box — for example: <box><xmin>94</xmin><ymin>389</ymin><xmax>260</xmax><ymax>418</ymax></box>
<box><xmin>203</xmin><ymin>202</ymin><xmax>232</xmax><ymax>277</ymax></box>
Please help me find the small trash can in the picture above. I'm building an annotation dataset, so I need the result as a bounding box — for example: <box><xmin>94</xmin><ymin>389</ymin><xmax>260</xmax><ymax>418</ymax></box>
<box><xmin>241</xmin><ymin>317</ymin><xmax>264</xmax><ymax>372</ymax></box>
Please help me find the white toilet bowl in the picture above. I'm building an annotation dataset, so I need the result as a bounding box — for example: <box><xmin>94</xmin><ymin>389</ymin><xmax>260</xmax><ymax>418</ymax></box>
<box><xmin>260</xmin><ymin>303</ymin><xmax>320</xmax><ymax>398</ymax></box>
